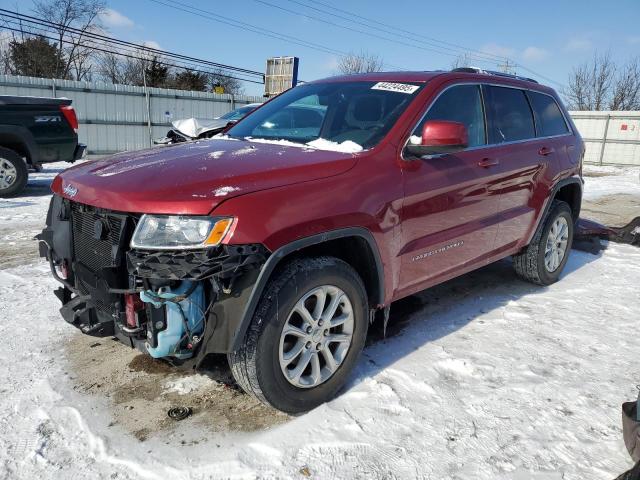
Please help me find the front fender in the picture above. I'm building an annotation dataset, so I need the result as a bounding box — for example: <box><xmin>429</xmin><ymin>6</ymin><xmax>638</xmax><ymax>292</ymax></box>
<box><xmin>228</xmin><ymin>227</ymin><xmax>384</xmax><ymax>352</ymax></box>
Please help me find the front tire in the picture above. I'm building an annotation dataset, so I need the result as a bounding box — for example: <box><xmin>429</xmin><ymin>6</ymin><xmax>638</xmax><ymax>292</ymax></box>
<box><xmin>513</xmin><ymin>200</ymin><xmax>574</xmax><ymax>285</ymax></box>
<box><xmin>0</xmin><ymin>147</ymin><xmax>28</xmax><ymax>198</ymax></box>
<box><xmin>228</xmin><ymin>257</ymin><xmax>368</xmax><ymax>414</ymax></box>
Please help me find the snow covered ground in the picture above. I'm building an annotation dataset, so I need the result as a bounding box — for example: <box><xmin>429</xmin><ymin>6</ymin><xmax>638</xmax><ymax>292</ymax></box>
<box><xmin>583</xmin><ymin>164</ymin><xmax>640</xmax><ymax>201</ymax></box>
<box><xmin>0</xmin><ymin>163</ymin><xmax>639</xmax><ymax>479</ymax></box>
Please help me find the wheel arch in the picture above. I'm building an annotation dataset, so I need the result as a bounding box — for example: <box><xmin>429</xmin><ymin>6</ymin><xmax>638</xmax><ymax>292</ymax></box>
<box><xmin>552</xmin><ymin>179</ymin><xmax>582</xmax><ymax>221</ymax></box>
<box><xmin>0</xmin><ymin>126</ymin><xmax>37</xmax><ymax>164</ymax></box>
<box><xmin>523</xmin><ymin>176</ymin><xmax>582</xmax><ymax>250</ymax></box>
<box><xmin>229</xmin><ymin>227</ymin><xmax>384</xmax><ymax>352</ymax></box>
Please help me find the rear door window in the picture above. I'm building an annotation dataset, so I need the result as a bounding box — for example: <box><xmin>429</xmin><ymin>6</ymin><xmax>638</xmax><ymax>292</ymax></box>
<box><xmin>528</xmin><ymin>91</ymin><xmax>570</xmax><ymax>137</ymax></box>
<box><xmin>414</xmin><ymin>84</ymin><xmax>486</xmax><ymax>148</ymax></box>
<box><xmin>485</xmin><ymin>86</ymin><xmax>535</xmax><ymax>143</ymax></box>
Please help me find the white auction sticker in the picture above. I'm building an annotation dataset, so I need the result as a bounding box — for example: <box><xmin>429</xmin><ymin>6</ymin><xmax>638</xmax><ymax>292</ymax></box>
<box><xmin>371</xmin><ymin>82</ymin><xmax>420</xmax><ymax>94</ymax></box>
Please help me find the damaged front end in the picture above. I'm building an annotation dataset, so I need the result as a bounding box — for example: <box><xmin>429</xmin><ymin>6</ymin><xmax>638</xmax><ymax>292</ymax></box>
<box><xmin>37</xmin><ymin>195</ymin><xmax>268</xmax><ymax>366</ymax></box>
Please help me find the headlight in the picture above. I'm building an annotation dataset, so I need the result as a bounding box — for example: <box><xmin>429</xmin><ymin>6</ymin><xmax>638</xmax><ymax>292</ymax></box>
<box><xmin>130</xmin><ymin>215</ymin><xmax>234</xmax><ymax>250</ymax></box>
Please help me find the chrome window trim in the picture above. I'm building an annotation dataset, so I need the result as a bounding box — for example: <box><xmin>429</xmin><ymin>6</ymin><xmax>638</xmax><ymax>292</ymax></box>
<box><xmin>401</xmin><ymin>81</ymin><xmax>574</xmax><ymax>161</ymax></box>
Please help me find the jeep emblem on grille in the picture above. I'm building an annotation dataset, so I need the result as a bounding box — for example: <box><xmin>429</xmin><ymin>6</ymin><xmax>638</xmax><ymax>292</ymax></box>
<box><xmin>63</xmin><ymin>184</ymin><xmax>78</xmax><ymax>197</ymax></box>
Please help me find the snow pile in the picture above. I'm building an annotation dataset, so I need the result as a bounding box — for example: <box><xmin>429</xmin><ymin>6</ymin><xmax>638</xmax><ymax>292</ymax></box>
<box><xmin>244</xmin><ymin>137</ymin><xmax>312</xmax><ymax>149</ymax></box>
<box><xmin>306</xmin><ymin>138</ymin><xmax>363</xmax><ymax>153</ymax></box>
<box><xmin>243</xmin><ymin>136</ymin><xmax>363</xmax><ymax>153</ymax></box>
<box><xmin>163</xmin><ymin>375</ymin><xmax>216</xmax><ymax>395</ymax></box>
<box><xmin>212</xmin><ymin>186</ymin><xmax>240</xmax><ymax>197</ymax></box>
<box><xmin>212</xmin><ymin>134</ymin><xmax>239</xmax><ymax>141</ymax></box>
<box><xmin>583</xmin><ymin>165</ymin><xmax>640</xmax><ymax>200</ymax></box>
<box><xmin>208</xmin><ymin>151</ymin><xmax>225</xmax><ymax>159</ymax></box>
<box><xmin>230</xmin><ymin>146</ymin><xmax>256</xmax><ymax>156</ymax></box>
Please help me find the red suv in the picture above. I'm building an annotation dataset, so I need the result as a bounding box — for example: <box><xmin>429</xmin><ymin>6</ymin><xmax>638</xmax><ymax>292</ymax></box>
<box><xmin>39</xmin><ymin>69</ymin><xmax>583</xmax><ymax>413</ymax></box>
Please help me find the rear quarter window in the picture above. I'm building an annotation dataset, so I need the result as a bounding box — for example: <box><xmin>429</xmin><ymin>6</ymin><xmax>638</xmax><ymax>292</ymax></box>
<box><xmin>528</xmin><ymin>91</ymin><xmax>570</xmax><ymax>137</ymax></box>
<box><xmin>486</xmin><ymin>86</ymin><xmax>535</xmax><ymax>143</ymax></box>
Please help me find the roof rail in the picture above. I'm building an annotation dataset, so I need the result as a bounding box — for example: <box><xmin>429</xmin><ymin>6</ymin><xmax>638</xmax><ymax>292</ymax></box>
<box><xmin>450</xmin><ymin>67</ymin><xmax>539</xmax><ymax>84</ymax></box>
<box><xmin>451</xmin><ymin>67</ymin><xmax>484</xmax><ymax>74</ymax></box>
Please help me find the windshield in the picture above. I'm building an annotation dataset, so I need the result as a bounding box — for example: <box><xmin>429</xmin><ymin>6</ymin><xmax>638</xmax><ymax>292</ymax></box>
<box><xmin>219</xmin><ymin>105</ymin><xmax>256</xmax><ymax>121</ymax></box>
<box><xmin>226</xmin><ymin>81</ymin><xmax>423</xmax><ymax>150</ymax></box>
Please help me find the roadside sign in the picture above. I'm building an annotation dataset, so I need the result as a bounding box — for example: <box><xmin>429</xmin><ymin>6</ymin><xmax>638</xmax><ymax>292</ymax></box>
<box><xmin>265</xmin><ymin>56</ymin><xmax>299</xmax><ymax>97</ymax></box>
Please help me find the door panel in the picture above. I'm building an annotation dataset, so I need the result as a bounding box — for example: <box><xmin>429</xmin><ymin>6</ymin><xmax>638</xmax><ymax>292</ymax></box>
<box><xmin>398</xmin><ymin>152</ymin><xmax>502</xmax><ymax>295</ymax></box>
<box><xmin>483</xmin><ymin>141</ymin><xmax>545</xmax><ymax>253</ymax></box>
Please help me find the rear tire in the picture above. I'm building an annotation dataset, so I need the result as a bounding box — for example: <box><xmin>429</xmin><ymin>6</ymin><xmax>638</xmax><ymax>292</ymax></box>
<box><xmin>228</xmin><ymin>257</ymin><xmax>368</xmax><ymax>414</ymax></box>
<box><xmin>513</xmin><ymin>200</ymin><xmax>574</xmax><ymax>285</ymax></box>
<box><xmin>0</xmin><ymin>147</ymin><xmax>28</xmax><ymax>198</ymax></box>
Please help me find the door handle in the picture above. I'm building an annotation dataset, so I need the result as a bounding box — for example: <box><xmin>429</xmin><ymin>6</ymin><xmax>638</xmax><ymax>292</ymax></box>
<box><xmin>478</xmin><ymin>158</ymin><xmax>499</xmax><ymax>168</ymax></box>
<box><xmin>538</xmin><ymin>146</ymin><xmax>555</xmax><ymax>156</ymax></box>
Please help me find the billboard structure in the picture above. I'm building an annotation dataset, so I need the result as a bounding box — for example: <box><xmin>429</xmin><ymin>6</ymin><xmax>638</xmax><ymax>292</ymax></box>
<box><xmin>264</xmin><ymin>56</ymin><xmax>299</xmax><ymax>97</ymax></box>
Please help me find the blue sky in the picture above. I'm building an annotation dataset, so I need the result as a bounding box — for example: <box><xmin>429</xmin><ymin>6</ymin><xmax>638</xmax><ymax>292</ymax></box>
<box><xmin>4</xmin><ymin>0</ymin><xmax>640</xmax><ymax>96</ymax></box>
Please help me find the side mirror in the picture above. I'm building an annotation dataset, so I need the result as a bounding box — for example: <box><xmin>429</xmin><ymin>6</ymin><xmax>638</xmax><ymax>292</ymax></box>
<box><xmin>405</xmin><ymin>120</ymin><xmax>468</xmax><ymax>158</ymax></box>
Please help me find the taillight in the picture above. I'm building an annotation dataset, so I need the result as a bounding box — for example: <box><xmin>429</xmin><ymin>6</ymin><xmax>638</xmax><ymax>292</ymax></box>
<box><xmin>59</xmin><ymin>105</ymin><xmax>78</xmax><ymax>133</ymax></box>
<box><xmin>125</xmin><ymin>293</ymin><xmax>144</xmax><ymax>328</ymax></box>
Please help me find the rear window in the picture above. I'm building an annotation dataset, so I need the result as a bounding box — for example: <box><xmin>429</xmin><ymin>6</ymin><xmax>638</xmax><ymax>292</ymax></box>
<box><xmin>528</xmin><ymin>91</ymin><xmax>570</xmax><ymax>137</ymax></box>
<box><xmin>486</xmin><ymin>86</ymin><xmax>535</xmax><ymax>143</ymax></box>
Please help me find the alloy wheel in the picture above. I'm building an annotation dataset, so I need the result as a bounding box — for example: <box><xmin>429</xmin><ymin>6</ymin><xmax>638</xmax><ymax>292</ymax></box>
<box><xmin>544</xmin><ymin>216</ymin><xmax>569</xmax><ymax>272</ymax></box>
<box><xmin>278</xmin><ymin>285</ymin><xmax>354</xmax><ymax>389</ymax></box>
<box><xmin>0</xmin><ymin>158</ymin><xmax>17</xmax><ymax>190</ymax></box>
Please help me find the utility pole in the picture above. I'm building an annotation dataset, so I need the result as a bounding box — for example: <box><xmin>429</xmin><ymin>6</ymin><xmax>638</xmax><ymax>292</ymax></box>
<box><xmin>497</xmin><ymin>59</ymin><xmax>516</xmax><ymax>75</ymax></box>
<box><xmin>142</xmin><ymin>61</ymin><xmax>153</xmax><ymax>148</ymax></box>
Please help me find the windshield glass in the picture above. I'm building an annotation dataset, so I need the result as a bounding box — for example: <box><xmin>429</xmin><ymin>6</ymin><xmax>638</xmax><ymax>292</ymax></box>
<box><xmin>219</xmin><ymin>105</ymin><xmax>256</xmax><ymax>121</ymax></box>
<box><xmin>226</xmin><ymin>81</ymin><xmax>423</xmax><ymax>150</ymax></box>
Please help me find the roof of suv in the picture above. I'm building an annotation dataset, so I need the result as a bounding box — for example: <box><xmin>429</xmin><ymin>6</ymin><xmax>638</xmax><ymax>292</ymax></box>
<box><xmin>313</xmin><ymin>70</ymin><xmax>555</xmax><ymax>94</ymax></box>
<box><xmin>314</xmin><ymin>71</ymin><xmax>445</xmax><ymax>84</ymax></box>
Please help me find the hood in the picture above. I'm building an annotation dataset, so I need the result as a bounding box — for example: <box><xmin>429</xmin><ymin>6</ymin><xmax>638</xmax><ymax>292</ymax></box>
<box><xmin>52</xmin><ymin>138</ymin><xmax>359</xmax><ymax>215</ymax></box>
<box><xmin>171</xmin><ymin>117</ymin><xmax>228</xmax><ymax>138</ymax></box>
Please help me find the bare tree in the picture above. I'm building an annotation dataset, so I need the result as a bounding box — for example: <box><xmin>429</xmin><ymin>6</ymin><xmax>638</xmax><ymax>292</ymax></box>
<box><xmin>565</xmin><ymin>52</ymin><xmax>615</xmax><ymax>110</ymax></box>
<box><xmin>33</xmin><ymin>0</ymin><xmax>106</xmax><ymax>80</ymax></box>
<box><xmin>207</xmin><ymin>68</ymin><xmax>244</xmax><ymax>95</ymax></box>
<box><xmin>337</xmin><ymin>51</ymin><xmax>384</xmax><ymax>75</ymax></box>
<box><xmin>610</xmin><ymin>58</ymin><xmax>640</xmax><ymax>110</ymax></box>
<box><xmin>0</xmin><ymin>32</ymin><xmax>12</xmax><ymax>74</ymax></box>
<box><xmin>96</xmin><ymin>52</ymin><xmax>145</xmax><ymax>85</ymax></box>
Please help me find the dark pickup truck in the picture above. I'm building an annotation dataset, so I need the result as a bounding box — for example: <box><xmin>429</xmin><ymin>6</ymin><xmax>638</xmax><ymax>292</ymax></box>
<box><xmin>0</xmin><ymin>95</ymin><xmax>85</xmax><ymax>197</ymax></box>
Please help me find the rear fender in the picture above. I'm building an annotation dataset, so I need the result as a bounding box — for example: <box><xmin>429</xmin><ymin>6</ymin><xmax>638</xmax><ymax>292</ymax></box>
<box><xmin>527</xmin><ymin>176</ymin><xmax>583</xmax><ymax>245</ymax></box>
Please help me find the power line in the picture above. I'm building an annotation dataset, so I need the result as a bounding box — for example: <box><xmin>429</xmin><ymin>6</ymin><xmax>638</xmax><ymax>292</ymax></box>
<box><xmin>280</xmin><ymin>0</ymin><xmax>566</xmax><ymax>87</ymax></box>
<box><xmin>285</xmin><ymin>0</ymin><xmax>507</xmax><ymax>63</ymax></box>
<box><xmin>0</xmin><ymin>8</ymin><xmax>265</xmax><ymax>82</ymax></box>
<box><xmin>147</xmin><ymin>0</ymin><xmax>346</xmax><ymax>58</ymax></box>
<box><xmin>0</xmin><ymin>21</ymin><xmax>265</xmax><ymax>84</ymax></box>
<box><xmin>145</xmin><ymin>0</ymin><xmax>408</xmax><ymax>70</ymax></box>
<box><xmin>252</xmin><ymin>0</ymin><xmax>501</xmax><ymax>68</ymax></box>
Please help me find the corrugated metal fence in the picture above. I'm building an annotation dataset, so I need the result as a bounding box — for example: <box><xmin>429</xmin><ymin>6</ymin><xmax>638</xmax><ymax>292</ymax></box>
<box><xmin>0</xmin><ymin>74</ymin><xmax>263</xmax><ymax>155</ymax></box>
<box><xmin>569</xmin><ymin>111</ymin><xmax>640</xmax><ymax>166</ymax></box>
